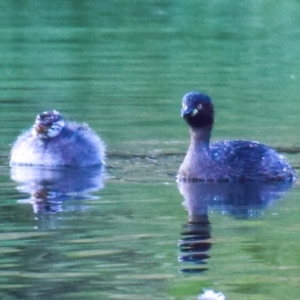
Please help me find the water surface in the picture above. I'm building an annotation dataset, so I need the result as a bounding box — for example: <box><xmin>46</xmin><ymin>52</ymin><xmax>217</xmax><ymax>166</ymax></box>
<box><xmin>1</xmin><ymin>1</ymin><xmax>300</xmax><ymax>299</ymax></box>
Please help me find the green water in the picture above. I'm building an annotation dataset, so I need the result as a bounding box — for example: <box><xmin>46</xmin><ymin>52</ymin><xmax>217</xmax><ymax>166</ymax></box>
<box><xmin>1</xmin><ymin>1</ymin><xmax>300</xmax><ymax>299</ymax></box>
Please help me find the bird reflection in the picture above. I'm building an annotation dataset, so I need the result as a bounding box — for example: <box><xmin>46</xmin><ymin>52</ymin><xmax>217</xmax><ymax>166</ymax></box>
<box><xmin>179</xmin><ymin>213</ymin><xmax>211</xmax><ymax>273</ymax></box>
<box><xmin>177</xmin><ymin>180</ymin><xmax>294</xmax><ymax>273</ymax></box>
<box><xmin>10</xmin><ymin>166</ymin><xmax>105</xmax><ymax>213</ymax></box>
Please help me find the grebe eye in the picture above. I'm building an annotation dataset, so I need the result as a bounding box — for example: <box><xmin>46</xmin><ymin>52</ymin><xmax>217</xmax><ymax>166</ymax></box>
<box><xmin>197</xmin><ymin>104</ymin><xmax>203</xmax><ymax>110</ymax></box>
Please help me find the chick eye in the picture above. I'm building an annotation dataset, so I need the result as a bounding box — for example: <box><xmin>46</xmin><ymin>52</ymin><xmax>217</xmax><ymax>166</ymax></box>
<box><xmin>197</xmin><ymin>104</ymin><xmax>203</xmax><ymax>110</ymax></box>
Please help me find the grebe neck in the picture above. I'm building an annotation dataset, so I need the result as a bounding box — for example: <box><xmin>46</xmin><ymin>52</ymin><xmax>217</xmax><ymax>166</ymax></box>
<box><xmin>190</xmin><ymin>126</ymin><xmax>212</xmax><ymax>150</ymax></box>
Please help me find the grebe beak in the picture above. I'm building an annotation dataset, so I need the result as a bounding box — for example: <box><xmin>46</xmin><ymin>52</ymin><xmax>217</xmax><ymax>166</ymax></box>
<box><xmin>181</xmin><ymin>107</ymin><xmax>198</xmax><ymax>118</ymax></box>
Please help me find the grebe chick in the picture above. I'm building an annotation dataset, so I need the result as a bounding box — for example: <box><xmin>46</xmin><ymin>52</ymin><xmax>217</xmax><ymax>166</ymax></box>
<box><xmin>178</xmin><ymin>92</ymin><xmax>295</xmax><ymax>182</ymax></box>
<box><xmin>10</xmin><ymin>110</ymin><xmax>105</xmax><ymax>167</ymax></box>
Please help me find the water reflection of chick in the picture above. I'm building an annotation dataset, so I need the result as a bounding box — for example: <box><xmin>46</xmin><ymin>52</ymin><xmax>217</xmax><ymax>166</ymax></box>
<box><xmin>11</xmin><ymin>166</ymin><xmax>105</xmax><ymax>213</ymax></box>
<box><xmin>177</xmin><ymin>180</ymin><xmax>294</xmax><ymax>273</ymax></box>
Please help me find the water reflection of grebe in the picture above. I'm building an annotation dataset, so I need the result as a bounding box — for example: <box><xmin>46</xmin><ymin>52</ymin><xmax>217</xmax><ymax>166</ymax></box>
<box><xmin>177</xmin><ymin>180</ymin><xmax>293</xmax><ymax>273</ymax></box>
<box><xmin>11</xmin><ymin>166</ymin><xmax>105</xmax><ymax>213</ymax></box>
<box><xmin>178</xmin><ymin>214</ymin><xmax>211</xmax><ymax>274</ymax></box>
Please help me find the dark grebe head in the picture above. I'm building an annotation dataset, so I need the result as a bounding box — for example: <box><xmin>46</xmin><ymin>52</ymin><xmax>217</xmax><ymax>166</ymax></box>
<box><xmin>32</xmin><ymin>110</ymin><xmax>65</xmax><ymax>139</ymax></box>
<box><xmin>181</xmin><ymin>92</ymin><xmax>214</xmax><ymax>129</ymax></box>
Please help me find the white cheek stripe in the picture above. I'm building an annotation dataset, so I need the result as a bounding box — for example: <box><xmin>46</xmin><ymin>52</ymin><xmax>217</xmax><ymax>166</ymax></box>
<box><xmin>46</xmin><ymin>120</ymin><xmax>65</xmax><ymax>138</ymax></box>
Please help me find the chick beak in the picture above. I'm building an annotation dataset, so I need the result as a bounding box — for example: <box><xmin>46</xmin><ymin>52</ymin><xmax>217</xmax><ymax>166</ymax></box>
<box><xmin>34</xmin><ymin>123</ymin><xmax>49</xmax><ymax>134</ymax></box>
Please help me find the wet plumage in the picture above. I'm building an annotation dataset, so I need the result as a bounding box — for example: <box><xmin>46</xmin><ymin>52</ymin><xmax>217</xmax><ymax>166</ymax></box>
<box><xmin>178</xmin><ymin>92</ymin><xmax>295</xmax><ymax>182</ymax></box>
